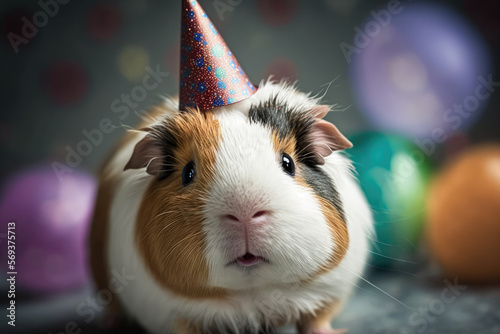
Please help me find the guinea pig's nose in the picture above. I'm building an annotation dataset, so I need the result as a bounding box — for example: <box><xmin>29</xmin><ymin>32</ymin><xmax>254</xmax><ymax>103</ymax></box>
<box><xmin>223</xmin><ymin>210</ymin><xmax>270</xmax><ymax>225</ymax></box>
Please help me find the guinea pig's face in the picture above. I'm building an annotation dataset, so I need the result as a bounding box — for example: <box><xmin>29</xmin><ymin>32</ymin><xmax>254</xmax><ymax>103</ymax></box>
<box><xmin>125</xmin><ymin>83</ymin><xmax>352</xmax><ymax>297</ymax></box>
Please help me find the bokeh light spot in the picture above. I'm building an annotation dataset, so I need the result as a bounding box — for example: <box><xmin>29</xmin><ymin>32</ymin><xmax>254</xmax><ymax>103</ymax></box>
<box><xmin>43</xmin><ymin>60</ymin><xmax>89</xmax><ymax>107</ymax></box>
<box><xmin>257</xmin><ymin>0</ymin><xmax>298</xmax><ymax>26</ymax></box>
<box><xmin>86</xmin><ymin>3</ymin><xmax>121</xmax><ymax>42</ymax></box>
<box><xmin>118</xmin><ymin>45</ymin><xmax>150</xmax><ymax>82</ymax></box>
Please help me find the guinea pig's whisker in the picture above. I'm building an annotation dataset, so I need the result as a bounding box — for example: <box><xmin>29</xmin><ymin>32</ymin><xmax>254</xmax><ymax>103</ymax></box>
<box><xmin>119</xmin><ymin>123</ymin><xmax>137</xmax><ymax>132</ymax></box>
<box><xmin>146</xmin><ymin>211</ymin><xmax>175</xmax><ymax>227</ymax></box>
<box><xmin>364</xmin><ymin>232</ymin><xmax>417</xmax><ymax>252</ymax></box>
<box><xmin>183</xmin><ymin>242</ymin><xmax>204</xmax><ymax>272</ymax></box>
<box><xmin>336</xmin><ymin>274</ymin><xmax>366</xmax><ymax>292</ymax></box>
<box><xmin>146</xmin><ymin>156</ymin><xmax>162</xmax><ymax>169</ymax></box>
<box><xmin>157</xmin><ymin>219</ymin><xmax>181</xmax><ymax>234</ymax></box>
<box><xmin>166</xmin><ymin>300</ymin><xmax>187</xmax><ymax>334</ymax></box>
<box><xmin>335</xmin><ymin>241</ymin><xmax>418</xmax><ymax>266</ymax></box>
<box><xmin>367</xmin><ymin>232</ymin><xmax>420</xmax><ymax>252</ymax></box>
<box><xmin>125</xmin><ymin>126</ymin><xmax>149</xmax><ymax>135</ymax></box>
<box><xmin>314</xmin><ymin>77</ymin><xmax>338</xmax><ymax>101</ymax></box>
<box><xmin>342</xmin><ymin>268</ymin><xmax>413</xmax><ymax>311</ymax></box>
<box><xmin>156</xmin><ymin>162</ymin><xmax>177</xmax><ymax>168</ymax></box>
<box><xmin>295</xmin><ymin>142</ymin><xmax>316</xmax><ymax>157</ymax></box>
<box><xmin>366</xmin><ymin>250</ymin><xmax>419</xmax><ymax>264</ymax></box>
<box><xmin>364</xmin><ymin>263</ymin><xmax>424</xmax><ymax>279</ymax></box>
<box><xmin>136</xmin><ymin>216</ymin><xmax>183</xmax><ymax>243</ymax></box>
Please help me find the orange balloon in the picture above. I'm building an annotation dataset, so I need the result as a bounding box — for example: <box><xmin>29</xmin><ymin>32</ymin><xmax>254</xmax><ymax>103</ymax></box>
<box><xmin>427</xmin><ymin>145</ymin><xmax>500</xmax><ymax>284</ymax></box>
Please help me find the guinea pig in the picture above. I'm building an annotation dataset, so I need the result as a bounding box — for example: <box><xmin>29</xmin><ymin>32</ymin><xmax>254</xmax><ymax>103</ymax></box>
<box><xmin>89</xmin><ymin>80</ymin><xmax>373</xmax><ymax>334</ymax></box>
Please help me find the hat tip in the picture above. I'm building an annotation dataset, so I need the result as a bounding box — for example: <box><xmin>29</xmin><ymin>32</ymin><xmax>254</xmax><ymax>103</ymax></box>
<box><xmin>179</xmin><ymin>0</ymin><xmax>257</xmax><ymax>112</ymax></box>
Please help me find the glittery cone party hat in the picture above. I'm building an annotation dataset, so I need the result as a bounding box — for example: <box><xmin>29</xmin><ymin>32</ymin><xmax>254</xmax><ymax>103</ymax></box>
<box><xmin>179</xmin><ymin>0</ymin><xmax>256</xmax><ymax>111</ymax></box>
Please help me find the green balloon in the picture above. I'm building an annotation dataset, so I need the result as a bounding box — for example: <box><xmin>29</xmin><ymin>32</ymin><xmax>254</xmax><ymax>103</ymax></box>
<box><xmin>347</xmin><ymin>132</ymin><xmax>433</xmax><ymax>268</ymax></box>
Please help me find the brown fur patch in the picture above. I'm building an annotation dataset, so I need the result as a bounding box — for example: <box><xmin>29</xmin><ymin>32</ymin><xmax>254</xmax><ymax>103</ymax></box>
<box><xmin>272</xmin><ymin>130</ymin><xmax>297</xmax><ymax>158</ymax></box>
<box><xmin>313</xmin><ymin>195</ymin><xmax>349</xmax><ymax>275</ymax></box>
<box><xmin>271</xmin><ymin>130</ymin><xmax>349</xmax><ymax>280</ymax></box>
<box><xmin>89</xmin><ymin>101</ymin><xmax>183</xmax><ymax>314</ymax></box>
<box><xmin>135</xmin><ymin>111</ymin><xmax>228</xmax><ymax>299</ymax></box>
<box><xmin>89</xmin><ymin>160</ymin><xmax>120</xmax><ymax>312</ymax></box>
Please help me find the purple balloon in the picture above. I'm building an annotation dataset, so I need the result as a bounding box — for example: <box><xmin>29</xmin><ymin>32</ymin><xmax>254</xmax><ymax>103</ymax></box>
<box><xmin>0</xmin><ymin>166</ymin><xmax>96</xmax><ymax>294</ymax></box>
<box><xmin>350</xmin><ymin>3</ymin><xmax>491</xmax><ymax>139</ymax></box>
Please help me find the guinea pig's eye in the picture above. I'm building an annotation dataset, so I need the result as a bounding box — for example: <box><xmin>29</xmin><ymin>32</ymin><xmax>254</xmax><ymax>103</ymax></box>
<box><xmin>281</xmin><ymin>153</ymin><xmax>295</xmax><ymax>176</ymax></box>
<box><xmin>181</xmin><ymin>161</ymin><xmax>196</xmax><ymax>186</ymax></box>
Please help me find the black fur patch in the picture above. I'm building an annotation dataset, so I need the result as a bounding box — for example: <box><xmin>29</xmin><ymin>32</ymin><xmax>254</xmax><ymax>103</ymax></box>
<box><xmin>301</xmin><ymin>164</ymin><xmax>345</xmax><ymax>221</ymax></box>
<box><xmin>248</xmin><ymin>95</ymin><xmax>318</xmax><ymax>166</ymax></box>
<box><xmin>145</xmin><ymin>118</ymin><xmax>181</xmax><ymax>181</ymax></box>
<box><xmin>249</xmin><ymin>96</ymin><xmax>345</xmax><ymax>221</ymax></box>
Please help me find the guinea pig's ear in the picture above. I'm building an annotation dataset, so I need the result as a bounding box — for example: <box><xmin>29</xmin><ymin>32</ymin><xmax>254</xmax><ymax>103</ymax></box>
<box><xmin>124</xmin><ymin>133</ymin><xmax>164</xmax><ymax>176</ymax></box>
<box><xmin>311</xmin><ymin>105</ymin><xmax>330</xmax><ymax>119</ymax></box>
<box><xmin>308</xmin><ymin>105</ymin><xmax>352</xmax><ymax>165</ymax></box>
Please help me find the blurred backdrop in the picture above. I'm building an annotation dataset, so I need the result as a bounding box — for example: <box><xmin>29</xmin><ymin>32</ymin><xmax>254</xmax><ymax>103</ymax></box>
<box><xmin>1</xmin><ymin>0</ymin><xmax>500</xmax><ymax>333</ymax></box>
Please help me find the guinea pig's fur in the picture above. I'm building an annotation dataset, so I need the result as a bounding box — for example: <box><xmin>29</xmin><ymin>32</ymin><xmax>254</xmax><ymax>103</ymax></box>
<box><xmin>89</xmin><ymin>80</ymin><xmax>373</xmax><ymax>334</ymax></box>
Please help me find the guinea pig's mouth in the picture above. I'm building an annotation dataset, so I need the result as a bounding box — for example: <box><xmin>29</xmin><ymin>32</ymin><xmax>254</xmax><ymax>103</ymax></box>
<box><xmin>228</xmin><ymin>252</ymin><xmax>269</xmax><ymax>267</ymax></box>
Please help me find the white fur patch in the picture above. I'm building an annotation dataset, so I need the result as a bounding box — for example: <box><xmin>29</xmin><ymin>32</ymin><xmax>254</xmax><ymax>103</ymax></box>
<box><xmin>203</xmin><ymin>111</ymin><xmax>334</xmax><ymax>290</ymax></box>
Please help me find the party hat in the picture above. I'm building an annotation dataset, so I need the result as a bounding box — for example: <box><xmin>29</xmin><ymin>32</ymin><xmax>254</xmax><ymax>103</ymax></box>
<box><xmin>179</xmin><ymin>0</ymin><xmax>256</xmax><ymax>111</ymax></box>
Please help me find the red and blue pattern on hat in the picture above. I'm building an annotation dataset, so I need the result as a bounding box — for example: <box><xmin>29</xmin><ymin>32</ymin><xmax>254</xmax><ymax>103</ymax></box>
<box><xmin>179</xmin><ymin>0</ymin><xmax>257</xmax><ymax>111</ymax></box>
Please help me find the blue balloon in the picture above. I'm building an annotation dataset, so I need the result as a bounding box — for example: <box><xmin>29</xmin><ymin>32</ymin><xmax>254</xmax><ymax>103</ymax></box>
<box><xmin>347</xmin><ymin>132</ymin><xmax>433</xmax><ymax>268</ymax></box>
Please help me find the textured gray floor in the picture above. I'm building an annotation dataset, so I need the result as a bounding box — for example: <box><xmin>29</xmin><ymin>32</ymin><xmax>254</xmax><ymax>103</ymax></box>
<box><xmin>272</xmin><ymin>267</ymin><xmax>500</xmax><ymax>334</ymax></box>
<box><xmin>3</xmin><ymin>267</ymin><xmax>500</xmax><ymax>334</ymax></box>
<box><xmin>328</xmin><ymin>269</ymin><xmax>500</xmax><ymax>334</ymax></box>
